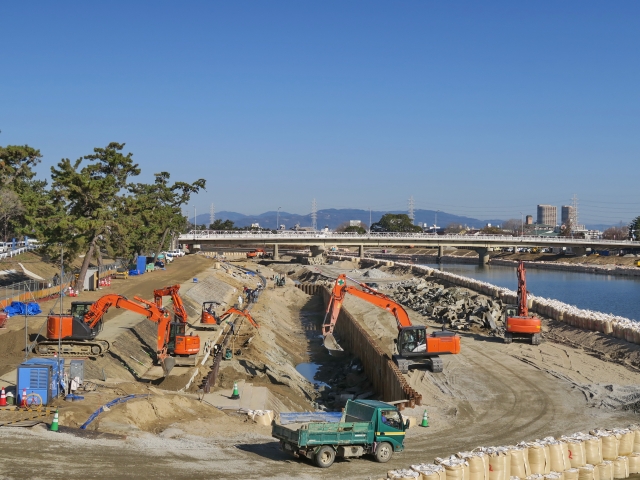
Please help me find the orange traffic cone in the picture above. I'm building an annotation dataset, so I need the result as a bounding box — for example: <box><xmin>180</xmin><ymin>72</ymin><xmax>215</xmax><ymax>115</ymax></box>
<box><xmin>20</xmin><ymin>388</ymin><xmax>27</xmax><ymax>407</ymax></box>
<box><xmin>0</xmin><ymin>387</ymin><xmax>6</xmax><ymax>407</ymax></box>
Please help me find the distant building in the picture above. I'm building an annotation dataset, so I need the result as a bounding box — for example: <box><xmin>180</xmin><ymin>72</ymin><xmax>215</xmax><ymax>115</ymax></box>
<box><xmin>561</xmin><ymin>206</ymin><xmax>575</xmax><ymax>226</ymax></box>
<box><xmin>525</xmin><ymin>215</ymin><xmax>533</xmax><ymax>225</ymax></box>
<box><xmin>537</xmin><ymin>205</ymin><xmax>557</xmax><ymax>226</ymax></box>
<box><xmin>251</xmin><ymin>223</ymin><xmax>260</xmax><ymax>228</ymax></box>
<box><xmin>349</xmin><ymin>220</ymin><xmax>361</xmax><ymax>227</ymax></box>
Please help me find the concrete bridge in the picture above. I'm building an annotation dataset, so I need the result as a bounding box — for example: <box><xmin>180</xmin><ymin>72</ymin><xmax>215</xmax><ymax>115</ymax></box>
<box><xmin>177</xmin><ymin>230</ymin><xmax>638</xmax><ymax>264</ymax></box>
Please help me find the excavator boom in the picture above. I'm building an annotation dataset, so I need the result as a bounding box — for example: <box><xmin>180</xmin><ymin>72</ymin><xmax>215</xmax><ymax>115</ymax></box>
<box><xmin>154</xmin><ymin>285</ymin><xmax>188</xmax><ymax>323</ymax></box>
<box><xmin>322</xmin><ymin>274</ymin><xmax>460</xmax><ymax>373</ymax></box>
<box><xmin>218</xmin><ymin>307</ymin><xmax>260</xmax><ymax>329</ymax></box>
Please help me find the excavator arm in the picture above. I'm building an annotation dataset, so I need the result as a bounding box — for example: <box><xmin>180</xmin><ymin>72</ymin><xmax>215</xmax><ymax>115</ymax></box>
<box><xmin>218</xmin><ymin>307</ymin><xmax>260</xmax><ymax>329</ymax></box>
<box><xmin>83</xmin><ymin>294</ymin><xmax>169</xmax><ymax>329</ymax></box>
<box><xmin>153</xmin><ymin>285</ymin><xmax>188</xmax><ymax>323</ymax></box>
<box><xmin>322</xmin><ymin>274</ymin><xmax>412</xmax><ymax>336</ymax></box>
<box><xmin>517</xmin><ymin>261</ymin><xmax>529</xmax><ymax>317</ymax></box>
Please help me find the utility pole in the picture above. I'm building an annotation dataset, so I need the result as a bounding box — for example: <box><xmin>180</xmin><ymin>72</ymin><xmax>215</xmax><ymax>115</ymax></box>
<box><xmin>369</xmin><ymin>207</ymin><xmax>372</xmax><ymax>233</ymax></box>
<box><xmin>193</xmin><ymin>206</ymin><xmax>197</xmax><ymax>229</ymax></box>
<box><xmin>520</xmin><ymin>212</ymin><xmax>524</xmax><ymax>237</ymax></box>
<box><xmin>277</xmin><ymin>207</ymin><xmax>281</xmax><ymax>231</ymax></box>
<box><xmin>408</xmin><ymin>196</ymin><xmax>415</xmax><ymax>223</ymax></box>
<box><xmin>311</xmin><ymin>199</ymin><xmax>317</xmax><ymax>231</ymax></box>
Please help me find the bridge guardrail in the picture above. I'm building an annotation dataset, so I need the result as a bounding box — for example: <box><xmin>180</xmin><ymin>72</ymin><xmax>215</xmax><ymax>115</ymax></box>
<box><xmin>178</xmin><ymin>230</ymin><xmax>638</xmax><ymax>246</ymax></box>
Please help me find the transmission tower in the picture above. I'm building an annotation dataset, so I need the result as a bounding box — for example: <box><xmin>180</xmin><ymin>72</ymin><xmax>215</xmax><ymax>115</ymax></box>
<box><xmin>408</xmin><ymin>196</ymin><xmax>415</xmax><ymax>223</ymax></box>
<box><xmin>311</xmin><ymin>199</ymin><xmax>317</xmax><ymax>230</ymax></box>
<box><xmin>209</xmin><ymin>203</ymin><xmax>215</xmax><ymax>227</ymax></box>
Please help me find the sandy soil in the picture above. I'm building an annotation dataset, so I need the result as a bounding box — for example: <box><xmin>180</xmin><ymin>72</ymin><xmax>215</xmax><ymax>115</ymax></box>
<box><xmin>2</xmin><ymin>259</ymin><xmax>640</xmax><ymax>480</ymax></box>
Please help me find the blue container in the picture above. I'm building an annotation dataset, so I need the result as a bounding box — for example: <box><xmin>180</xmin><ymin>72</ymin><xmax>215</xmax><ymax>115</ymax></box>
<box><xmin>136</xmin><ymin>256</ymin><xmax>147</xmax><ymax>274</ymax></box>
<box><xmin>17</xmin><ymin>358</ymin><xmax>65</xmax><ymax>405</ymax></box>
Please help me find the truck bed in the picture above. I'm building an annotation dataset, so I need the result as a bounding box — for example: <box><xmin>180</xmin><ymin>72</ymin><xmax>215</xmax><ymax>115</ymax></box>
<box><xmin>273</xmin><ymin>421</ymin><xmax>374</xmax><ymax>447</ymax></box>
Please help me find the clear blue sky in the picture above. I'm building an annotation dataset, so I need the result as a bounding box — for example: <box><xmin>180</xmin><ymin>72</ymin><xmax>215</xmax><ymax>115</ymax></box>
<box><xmin>1</xmin><ymin>1</ymin><xmax>638</xmax><ymax>225</ymax></box>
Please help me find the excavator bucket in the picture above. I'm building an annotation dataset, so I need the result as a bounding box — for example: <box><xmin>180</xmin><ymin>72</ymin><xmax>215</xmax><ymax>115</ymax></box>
<box><xmin>323</xmin><ymin>333</ymin><xmax>344</xmax><ymax>355</ymax></box>
<box><xmin>161</xmin><ymin>356</ymin><xmax>176</xmax><ymax>376</ymax></box>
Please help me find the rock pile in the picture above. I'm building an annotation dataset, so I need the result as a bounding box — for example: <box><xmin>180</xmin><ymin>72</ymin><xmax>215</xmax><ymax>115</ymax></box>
<box><xmin>390</xmin><ymin>280</ymin><xmax>505</xmax><ymax>331</ymax></box>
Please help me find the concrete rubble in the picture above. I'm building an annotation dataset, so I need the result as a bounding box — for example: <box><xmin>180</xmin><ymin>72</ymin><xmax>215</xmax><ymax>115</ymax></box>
<box><xmin>388</xmin><ymin>279</ymin><xmax>505</xmax><ymax>332</ymax></box>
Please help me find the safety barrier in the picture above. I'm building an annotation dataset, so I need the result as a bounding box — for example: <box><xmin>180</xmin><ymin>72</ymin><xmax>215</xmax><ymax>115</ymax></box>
<box><xmin>383</xmin><ymin>425</ymin><xmax>640</xmax><ymax>480</ymax></box>
<box><xmin>295</xmin><ymin>286</ymin><xmax>421</xmax><ymax>408</ymax></box>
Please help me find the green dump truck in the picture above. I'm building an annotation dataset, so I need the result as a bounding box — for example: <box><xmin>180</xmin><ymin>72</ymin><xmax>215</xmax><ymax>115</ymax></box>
<box><xmin>272</xmin><ymin>399</ymin><xmax>408</xmax><ymax>468</ymax></box>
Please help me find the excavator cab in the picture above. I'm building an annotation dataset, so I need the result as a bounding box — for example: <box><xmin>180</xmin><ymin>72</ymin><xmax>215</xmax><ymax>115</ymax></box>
<box><xmin>168</xmin><ymin>322</ymin><xmax>200</xmax><ymax>356</ymax></box>
<box><xmin>46</xmin><ymin>301</ymin><xmax>103</xmax><ymax>342</ymax></box>
<box><xmin>397</xmin><ymin>326</ymin><xmax>427</xmax><ymax>356</ymax></box>
<box><xmin>201</xmin><ymin>301</ymin><xmax>221</xmax><ymax>325</ymax></box>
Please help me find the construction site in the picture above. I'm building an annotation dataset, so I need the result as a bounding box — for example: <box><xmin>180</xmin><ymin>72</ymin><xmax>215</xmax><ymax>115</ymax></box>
<box><xmin>0</xmin><ymin>248</ymin><xmax>639</xmax><ymax>480</ymax></box>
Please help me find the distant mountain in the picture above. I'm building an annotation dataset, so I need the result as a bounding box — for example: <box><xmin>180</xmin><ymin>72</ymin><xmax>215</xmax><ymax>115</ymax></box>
<box><xmin>194</xmin><ymin>209</ymin><xmax>506</xmax><ymax>230</ymax></box>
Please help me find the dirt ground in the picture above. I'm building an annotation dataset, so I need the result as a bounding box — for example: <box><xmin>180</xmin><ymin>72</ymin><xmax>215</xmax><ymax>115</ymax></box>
<box><xmin>2</xmin><ymin>258</ymin><xmax>640</xmax><ymax>480</ymax></box>
<box><xmin>0</xmin><ymin>255</ymin><xmax>213</xmax><ymax>379</ymax></box>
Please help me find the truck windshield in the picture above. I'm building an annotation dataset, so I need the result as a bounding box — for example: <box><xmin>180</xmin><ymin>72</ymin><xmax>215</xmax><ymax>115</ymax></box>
<box><xmin>381</xmin><ymin>410</ymin><xmax>402</xmax><ymax>429</ymax></box>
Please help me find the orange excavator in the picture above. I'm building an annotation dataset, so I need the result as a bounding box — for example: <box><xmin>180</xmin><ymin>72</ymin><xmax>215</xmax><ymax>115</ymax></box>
<box><xmin>200</xmin><ymin>304</ymin><xmax>260</xmax><ymax>329</ymax></box>
<box><xmin>153</xmin><ymin>285</ymin><xmax>201</xmax><ymax>370</ymax></box>
<box><xmin>504</xmin><ymin>262</ymin><xmax>542</xmax><ymax>345</ymax></box>
<box><xmin>323</xmin><ymin>274</ymin><xmax>460</xmax><ymax>373</ymax></box>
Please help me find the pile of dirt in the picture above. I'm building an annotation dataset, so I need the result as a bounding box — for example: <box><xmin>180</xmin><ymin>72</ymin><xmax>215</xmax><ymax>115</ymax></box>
<box><xmin>0</xmin><ymin>326</ymin><xmax>41</xmax><ymax>377</ymax></box>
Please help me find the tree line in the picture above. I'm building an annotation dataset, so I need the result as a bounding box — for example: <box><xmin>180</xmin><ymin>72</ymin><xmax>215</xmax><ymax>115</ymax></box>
<box><xmin>0</xmin><ymin>142</ymin><xmax>205</xmax><ymax>288</ymax></box>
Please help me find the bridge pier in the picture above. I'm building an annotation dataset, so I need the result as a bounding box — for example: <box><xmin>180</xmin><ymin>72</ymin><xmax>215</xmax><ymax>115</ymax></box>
<box><xmin>437</xmin><ymin>245</ymin><xmax>444</xmax><ymax>261</ymax></box>
<box><xmin>573</xmin><ymin>246</ymin><xmax>587</xmax><ymax>256</ymax></box>
<box><xmin>358</xmin><ymin>245</ymin><xmax>365</xmax><ymax>259</ymax></box>
<box><xmin>273</xmin><ymin>244</ymin><xmax>279</xmax><ymax>260</ymax></box>
<box><xmin>310</xmin><ymin>245</ymin><xmax>326</xmax><ymax>257</ymax></box>
<box><xmin>476</xmin><ymin>247</ymin><xmax>491</xmax><ymax>265</ymax></box>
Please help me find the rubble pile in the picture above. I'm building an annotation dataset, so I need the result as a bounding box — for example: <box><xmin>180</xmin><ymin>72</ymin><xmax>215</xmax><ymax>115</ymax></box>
<box><xmin>314</xmin><ymin>358</ymin><xmax>374</xmax><ymax>410</ymax></box>
<box><xmin>390</xmin><ymin>280</ymin><xmax>505</xmax><ymax>331</ymax></box>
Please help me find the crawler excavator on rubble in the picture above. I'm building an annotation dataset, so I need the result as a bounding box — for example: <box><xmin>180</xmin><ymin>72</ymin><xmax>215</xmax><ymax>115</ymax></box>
<box><xmin>38</xmin><ymin>287</ymin><xmax>200</xmax><ymax>375</ymax></box>
<box><xmin>504</xmin><ymin>262</ymin><xmax>542</xmax><ymax>345</ymax></box>
<box><xmin>323</xmin><ymin>274</ymin><xmax>461</xmax><ymax>373</ymax></box>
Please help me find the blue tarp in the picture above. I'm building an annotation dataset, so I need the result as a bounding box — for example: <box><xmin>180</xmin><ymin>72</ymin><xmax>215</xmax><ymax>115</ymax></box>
<box><xmin>4</xmin><ymin>302</ymin><xmax>42</xmax><ymax>317</ymax></box>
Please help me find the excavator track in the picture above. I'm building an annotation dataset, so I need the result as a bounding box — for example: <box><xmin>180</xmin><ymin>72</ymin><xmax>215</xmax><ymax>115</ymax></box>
<box><xmin>35</xmin><ymin>340</ymin><xmax>110</xmax><ymax>357</ymax></box>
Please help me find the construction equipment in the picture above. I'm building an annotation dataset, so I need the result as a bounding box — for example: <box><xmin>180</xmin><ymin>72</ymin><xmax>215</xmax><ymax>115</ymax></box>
<box><xmin>273</xmin><ymin>399</ymin><xmax>407</xmax><ymax>468</ymax></box>
<box><xmin>504</xmin><ymin>261</ymin><xmax>542</xmax><ymax>345</ymax></box>
<box><xmin>323</xmin><ymin>275</ymin><xmax>460</xmax><ymax>373</ymax></box>
<box><xmin>275</xmin><ymin>275</ymin><xmax>286</xmax><ymax>287</ymax></box>
<box><xmin>153</xmin><ymin>285</ymin><xmax>201</xmax><ymax>368</ymax></box>
<box><xmin>200</xmin><ymin>301</ymin><xmax>221</xmax><ymax>326</ymax></box>
<box><xmin>247</xmin><ymin>248</ymin><xmax>266</xmax><ymax>259</ymax></box>
<box><xmin>38</xmin><ymin>290</ymin><xmax>198</xmax><ymax>375</ymax></box>
<box><xmin>200</xmin><ymin>305</ymin><xmax>259</xmax><ymax>329</ymax></box>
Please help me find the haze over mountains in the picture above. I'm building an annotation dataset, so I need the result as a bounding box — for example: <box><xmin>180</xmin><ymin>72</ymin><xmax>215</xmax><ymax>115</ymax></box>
<box><xmin>193</xmin><ymin>209</ymin><xmax>507</xmax><ymax>230</ymax></box>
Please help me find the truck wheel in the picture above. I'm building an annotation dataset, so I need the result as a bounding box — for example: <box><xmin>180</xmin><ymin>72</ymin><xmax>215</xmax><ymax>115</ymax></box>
<box><xmin>504</xmin><ymin>333</ymin><xmax>513</xmax><ymax>344</ymax></box>
<box><xmin>315</xmin><ymin>446</ymin><xmax>335</xmax><ymax>468</ymax></box>
<box><xmin>375</xmin><ymin>442</ymin><xmax>393</xmax><ymax>463</ymax></box>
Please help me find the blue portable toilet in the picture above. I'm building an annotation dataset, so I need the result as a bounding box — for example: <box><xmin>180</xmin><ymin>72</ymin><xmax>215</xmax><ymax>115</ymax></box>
<box><xmin>136</xmin><ymin>256</ymin><xmax>147</xmax><ymax>275</ymax></box>
<box><xmin>17</xmin><ymin>358</ymin><xmax>65</xmax><ymax>405</ymax></box>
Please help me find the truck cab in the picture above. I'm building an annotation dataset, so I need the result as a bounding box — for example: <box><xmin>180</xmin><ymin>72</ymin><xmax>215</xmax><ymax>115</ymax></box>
<box><xmin>272</xmin><ymin>399</ymin><xmax>407</xmax><ymax>468</ymax></box>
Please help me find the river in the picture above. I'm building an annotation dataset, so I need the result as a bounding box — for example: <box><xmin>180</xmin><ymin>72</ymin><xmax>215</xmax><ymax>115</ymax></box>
<box><xmin>420</xmin><ymin>263</ymin><xmax>640</xmax><ymax>321</ymax></box>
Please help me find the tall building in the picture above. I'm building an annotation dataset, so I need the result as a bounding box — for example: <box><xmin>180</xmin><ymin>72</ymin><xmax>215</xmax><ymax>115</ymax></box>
<box><xmin>561</xmin><ymin>205</ymin><xmax>575</xmax><ymax>226</ymax></box>
<box><xmin>525</xmin><ymin>215</ymin><xmax>533</xmax><ymax>225</ymax></box>
<box><xmin>537</xmin><ymin>205</ymin><xmax>557</xmax><ymax>226</ymax></box>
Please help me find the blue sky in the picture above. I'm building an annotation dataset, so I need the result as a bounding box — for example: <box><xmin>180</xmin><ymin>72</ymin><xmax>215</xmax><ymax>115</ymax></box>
<box><xmin>1</xmin><ymin>1</ymin><xmax>638</xmax><ymax>225</ymax></box>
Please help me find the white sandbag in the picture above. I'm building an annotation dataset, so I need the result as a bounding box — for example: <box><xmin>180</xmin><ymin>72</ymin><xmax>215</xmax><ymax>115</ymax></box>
<box><xmin>528</xmin><ymin>443</ymin><xmax>551</xmax><ymax>475</ymax></box>
<box><xmin>584</xmin><ymin>437</ymin><xmax>603</xmax><ymax>466</ymax></box>
<box><xmin>601</xmin><ymin>436</ymin><xmax>619</xmax><ymax>461</ymax></box>
<box><xmin>412</xmin><ymin>464</ymin><xmax>446</xmax><ymax>480</ymax></box>
<box><xmin>526</xmin><ymin>475</ymin><xmax>545</xmax><ymax>480</ymax></box>
<box><xmin>511</xmin><ymin>448</ymin><xmax>532</xmax><ymax>479</ymax></box>
<box><xmin>564</xmin><ymin>468</ymin><xmax>579</xmax><ymax>480</ymax></box>
<box><xmin>548</xmin><ymin>442</ymin><xmax>572</xmax><ymax>472</ymax></box>
<box><xmin>486</xmin><ymin>449</ymin><xmax>512</xmax><ymax>480</ymax></box>
<box><xmin>562</xmin><ymin>438</ymin><xmax>587</xmax><ymax>468</ymax></box>
<box><xmin>597</xmin><ymin>461</ymin><xmax>613</xmax><ymax>480</ymax></box>
<box><xmin>630</xmin><ymin>428</ymin><xmax>640</xmax><ymax>453</ymax></box>
<box><xmin>612</xmin><ymin>457</ymin><xmax>629</xmax><ymax>479</ymax></box>
<box><xmin>441</xmin><ymin>457</ymin><xmax>470</xmax><ymax>480</ymax></box>
<box><xmin>389</xmin><ymin>469</ymin><xmax>421</xmax><ymax>479</ymax></box>
<box><xmin>457</xmin><ymin>451</ymin><xmax>489</xmax><ymax>480</ymax></box>
<box><xmin>612</xmin><ymin>430</ymin><xmax>633</xmax><ymax>457</ymax></box>
<box><xmin>578</xmin><ymin>465</ymin><xmax>599</xmax><ymax>480</ymax></box>
<box><xmin>545</xmin><ymin>472</ymin><xmax>564</xmax><ymax>480</ymax></box>
<box><xmin>627</xmin><ymin>454</ymin><xmax>640</xmax><ymax>474</ymax></box>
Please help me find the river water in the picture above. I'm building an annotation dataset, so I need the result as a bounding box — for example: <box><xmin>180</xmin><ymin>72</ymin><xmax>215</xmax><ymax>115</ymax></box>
<box><xmin>420</xmin><ymin>263</ymin><xmax>640</xmax><ymax>321</ymax></box>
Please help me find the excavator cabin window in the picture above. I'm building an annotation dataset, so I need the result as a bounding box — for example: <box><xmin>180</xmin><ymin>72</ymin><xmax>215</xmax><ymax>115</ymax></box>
<box><xmin>71</xmin><ymin>303</ymin><xmax>92</xmax><ymax>318</ymax></box>
<box><xmin>398</xmin><ymin>328</ymin><xmax>426</xmax><ymax>354</ymax></box>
